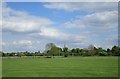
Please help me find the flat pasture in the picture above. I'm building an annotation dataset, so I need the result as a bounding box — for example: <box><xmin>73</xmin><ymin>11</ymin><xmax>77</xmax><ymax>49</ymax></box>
<box><xmin>2</xmin><ymin>56</ymin><xmax>118</xmax><ymax>77</ymax></box>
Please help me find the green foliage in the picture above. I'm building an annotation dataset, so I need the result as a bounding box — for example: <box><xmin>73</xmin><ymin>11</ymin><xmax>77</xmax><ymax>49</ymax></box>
<box><xmin>2</xmin><ymin>44</ymin><xmax>120</xmax><ymax>57</ymax></box>
<box><xmin>48</xmin><ymin>46</ymin><xmax>60</xmax><ymax>56</ymax></box>
<box><xmin>107</xmin><ymin>48</ymin><xmax>112</xmax><ymax>56</ymax></box>
<box><xmin>111</xmin><ymin>46</ymin><xmax>120</xmax><ymax>56</ymax></box>
<box><xmin>45</xmin><ymin>43</ymin><xmax>56</xmax><ymax>52</ymax></box>
<box><xmin>64</xmin><ymin>54</ymin><xmax>68</xmax><ymax>57</ymax></box>
<box><xmin>63</xmin><ymin>47</ymin><xmax>68</xmax><ymax>53</ymax></box>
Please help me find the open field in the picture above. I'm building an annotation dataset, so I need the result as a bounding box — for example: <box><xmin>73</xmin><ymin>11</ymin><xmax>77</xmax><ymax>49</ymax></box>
<box><xmin>0</xmin><ymin>58</ymin><xmax>2</xmax><ymax>78</ymax></box>
<box><xmin>2</xmin><ymin>56</ymin><xmax>118</xmax><ymax>77</ymax></box>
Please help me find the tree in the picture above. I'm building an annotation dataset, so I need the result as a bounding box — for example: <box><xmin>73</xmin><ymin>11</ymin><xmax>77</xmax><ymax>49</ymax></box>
<box><xmin>2</xmin><ymin>52</ymin><xmax>7</xmax><ymax>57</ymax></box>
<box><xmin>88</xmin><ymin>44</ymin><xmax>95</xmax><ymax>50</ymax></box>
<box><xmin>97</xmin><ymin>47</ymin><xmax>107</xmax><ymax>56</ymax></box>
<box><xmin>70</xmin><ymin>49</ymin><xmax>75</xmax><ymax>56</ymax></box>
<box><xmin>35</xmin><ymin>51</ymin><xmax>41</xmax><ymax>56</ymax></box>
<box><xmin>87</xmin><ymin>45</ymin><xmax>98</xmax><ymax>56</ymax></box>
<box><xmin>9</xmin><ymin>53</ymin><xmax>16</xmax><ymax>56</ymax></box>
<box><xmin>17</xmin><ymin>53</ymin><xmax>22</xmax><ymax>57</ymax></box>
<box><xmin>63</xmin><ymin>47</ymin><xmax>69</xmax><ymax>57</ymax></box>
<box><xmin>111</xmin><ymin>46</ymin><xmax>120</xmax><ymax>56</ymax></box>
<box><xmin>82</xmin><ymin>50</ymin><xmax>89</xmax><ymax>56</ymax></box>
<box><xmin>45</xmin><ymin>43</ymin><xmax>56</xmax><ymax>52</ymax></box>
<box><xmin>107</xmin><ymin>48</ymin><xmax>112</xmax><ymax>56</ymax></box>
<box><xmin>58</xmin><ymin>48</ymin><xmax>63</xmax><ymax>56</ymax></box>
<box><xmin>72</xmin><ymin>48</ymin><xmax>82</xmax><ymax>56</ymax></box>
<box><xmin>63</xmin><ymin>47</ymin><xmax>68</xmax><ymax>53</ymax></box>
<box><xmin>71</xmin><ymin>49</ymin><xmax>76</xmax><ymax>53</ymax></box>
<box><xmin>48</xmin><ymin>46</ymin><xmax>61</xmax><ymax>56</ymax></box>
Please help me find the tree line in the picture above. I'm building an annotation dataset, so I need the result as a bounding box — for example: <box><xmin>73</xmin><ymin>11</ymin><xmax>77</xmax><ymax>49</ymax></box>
<box><xmin>45</xmin><ymin>43</ymin><xmax>120</xmax><ymax>57</ymax></box>
<box><xmin>1</xmin><ymin>43</ymin><xmax>120</xmax><ymax>57</ymax></box>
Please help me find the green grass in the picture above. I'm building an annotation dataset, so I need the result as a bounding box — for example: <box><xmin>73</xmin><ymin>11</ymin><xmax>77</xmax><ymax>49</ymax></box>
<box><xmin>2</xmin><ymin>56</ymin><xmax>118</xmax><ymax>77</ymax></box>
<box><xmin>0</xmin><ymin>58</ymin><xmax>2</xmax><ymax>78</ymax></box>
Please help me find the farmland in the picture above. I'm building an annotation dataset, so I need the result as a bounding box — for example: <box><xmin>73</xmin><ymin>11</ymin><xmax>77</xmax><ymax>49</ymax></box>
<box><xmin>2</xmin><ymin>56</ymin><xmax>118</xmax><ymax>77</ymax></box>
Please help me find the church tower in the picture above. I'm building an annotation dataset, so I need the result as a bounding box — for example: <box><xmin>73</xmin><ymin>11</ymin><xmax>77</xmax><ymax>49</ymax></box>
<box><xmin>64</xmin><ymin>41</ymin><xmax>67</xmax><ymax>48</ymax></box>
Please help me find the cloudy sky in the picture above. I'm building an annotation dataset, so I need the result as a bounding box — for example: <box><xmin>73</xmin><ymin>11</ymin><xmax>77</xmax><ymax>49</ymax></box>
<box><xmin>1</xmin><ymin>2</ymin><xmax>118</xmax><ymax>52</ymax></box>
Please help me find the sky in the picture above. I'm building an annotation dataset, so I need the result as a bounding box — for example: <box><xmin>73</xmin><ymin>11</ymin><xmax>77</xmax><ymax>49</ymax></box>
<box><xmin>0</xmin><ymin>2</ymin><xmax>118</xmax><ymax>52</ymax></box>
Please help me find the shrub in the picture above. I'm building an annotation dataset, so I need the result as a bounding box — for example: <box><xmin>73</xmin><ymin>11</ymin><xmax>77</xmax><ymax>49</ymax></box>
<box><xmin>45</xmin><ymin>56</ymin><xmax>52</xmax><ymax>58</ymax></box>
<box><xmin>64</xmin><ymin>54</ymin><xmax>68</xmax><ymax>57</ymax></box>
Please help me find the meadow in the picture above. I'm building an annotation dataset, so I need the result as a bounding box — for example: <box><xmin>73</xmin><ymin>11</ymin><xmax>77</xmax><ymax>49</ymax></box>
<box><xmin>2</xmin><ymin>56</ymin><xmax>118</xmax><ymax>77</ymax></box>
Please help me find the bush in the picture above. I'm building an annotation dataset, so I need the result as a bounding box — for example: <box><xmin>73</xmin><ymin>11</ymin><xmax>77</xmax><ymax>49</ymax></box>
<box><xmin>45</xmin><ymin>56</ymin><xmax>52</xmax><ymax>58</ymax></box>
<box><xmin>64</xmin><ymin>54</ymin><xmax>68</xmax><ymax>57</ymax></box>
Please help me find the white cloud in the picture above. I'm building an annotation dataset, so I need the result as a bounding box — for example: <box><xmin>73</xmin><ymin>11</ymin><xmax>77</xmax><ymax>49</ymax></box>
<box><xmin>30</xmin><ymin>26</ymin><xmax>89</xmax><ymax>47</ymax></box>
<box><xmin>2</xmin><ymin>16</ymin><xmax>53</xmax><ymax>33</ymax></box>
<box><xmin>13</xmin><ymin>40</ymin><xmax>32</xmax><ymax>46</ymax></box>
<box><xmin>40</xmin><ymin>27</ymin><xmax>69</xmax><ymax>40</ymax></box>
<box><xmin>1</xmin><ymin>2</ymin><xmax>118</xmax><ymax>52</ymax></box>
<box><xmin>40</xmin><ymin>27</ymin><xmax>88</xmax><ymax>43</ymax></box>
<box><xmin>62</xmin><ymin>10</ymin><xmax>118</xmax><ymax>49</ymax></box>
<box><xmin>84</xmin><ymin>11</ymin><xmax>118</xmax><ymax>29</ymax></box>
<box><xmin>0</xmin><ymin>41</ymin><xmax>6</xmax><ymax>46</ymax></box>
<box><xmin>63</xmin><ymin>11</ymin><xmax>118</xmax><ymax>30</ymax></box>
<box><xmin>63</xmin><ymin>20</ymin><xmax>85</xmax><ymax>29</ymax></box>
<box><xmin>44</xmin><ymin>2</ymin><xmax>117</xmax><ymax>12</ymax></box>
<box><xmin>1</xmin><ymin>4</ymin><xmax>53</xmax><ymax>33</ymax></box>
<box><xmin>0</xmin><ymin>41</ymin><xmax>5</xmax><ymax>51</ymax></box>
<box><xmin>2</xmin><ymin>40</ymin><xmax>33</xmax><ymax>52</ymax></box>
<box><xmin>70</xmin><ymin>35</ymin><xmax>87</xmax><ymax>43</ymax></box>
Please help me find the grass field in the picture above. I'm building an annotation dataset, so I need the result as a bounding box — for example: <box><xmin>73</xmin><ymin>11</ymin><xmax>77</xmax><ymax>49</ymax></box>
<box><xmin>2</xmin><ymin>56</ymin><xmax>118</xmax><ymax>77</ymax></box>
<box><xmin>0</xmin><ymin>58</ymin><xmax>2</xmax><ymax>78</ymax></box>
